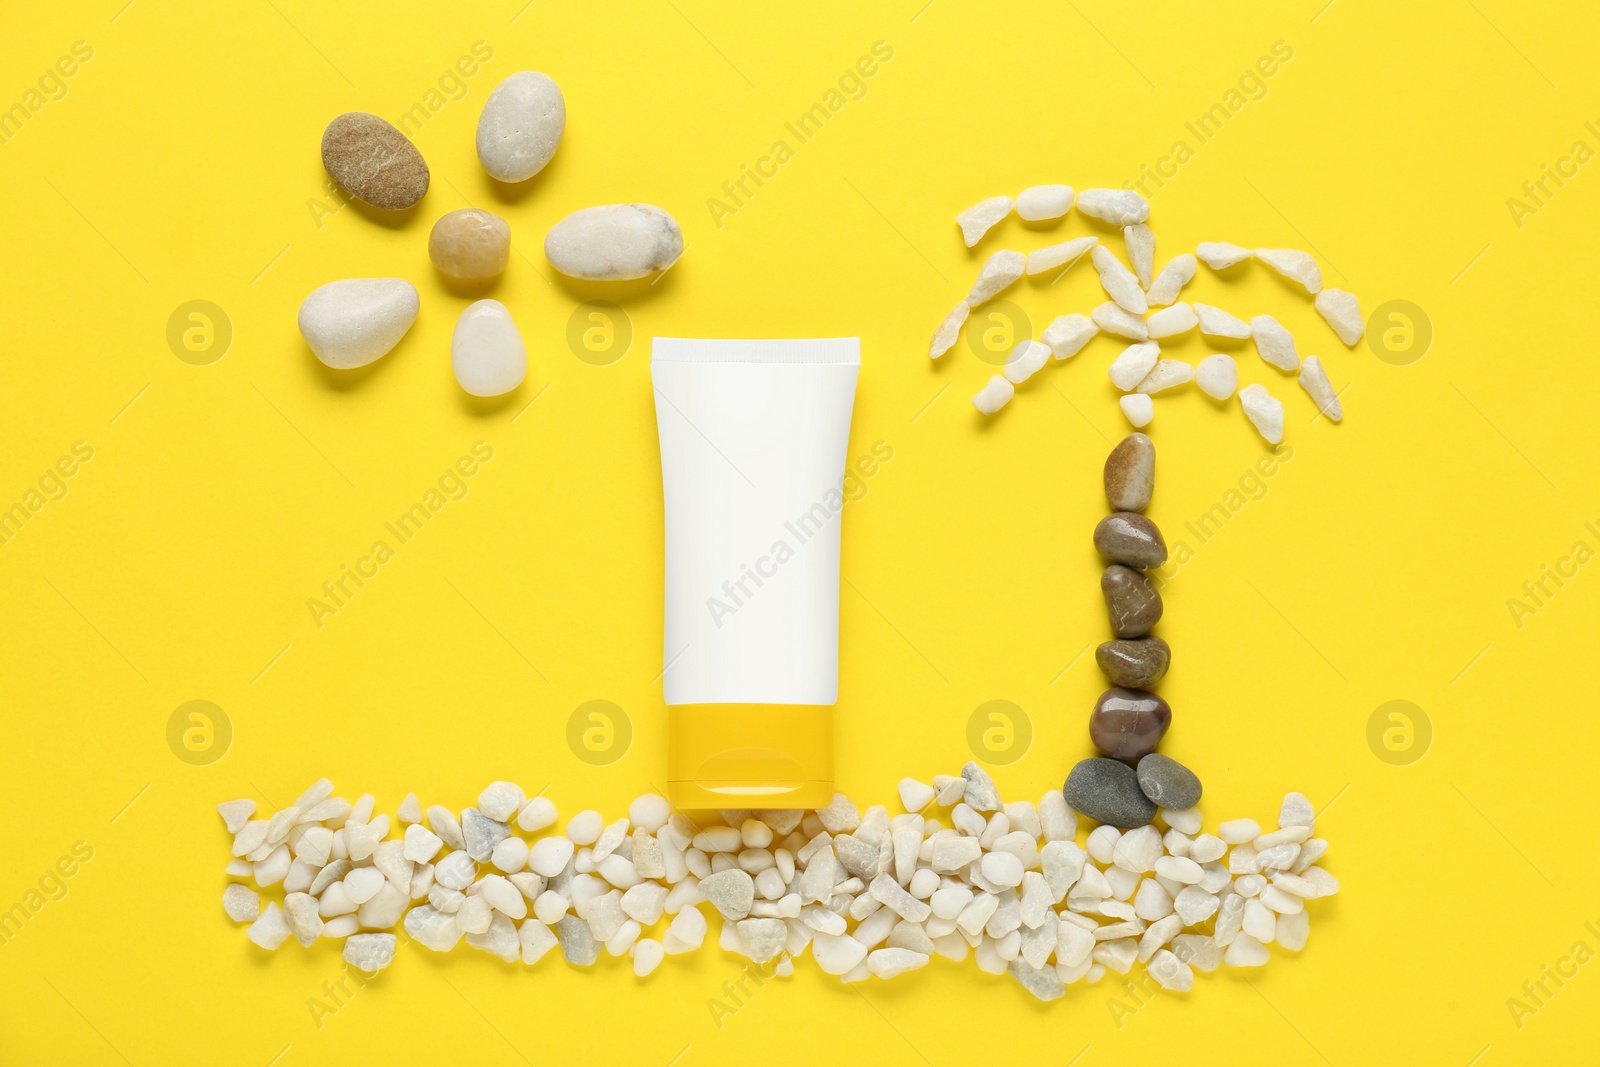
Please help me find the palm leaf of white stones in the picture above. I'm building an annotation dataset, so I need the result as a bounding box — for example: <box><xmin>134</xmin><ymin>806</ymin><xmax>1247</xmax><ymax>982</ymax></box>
<box><xmin>218</xmin><ymin>765</ymin><xmax>1337</xmax><ymax>1000</ymax></box>
<box><xmin>944</xmin><ymin>187</ymin><xmax>1354</xmax><ymax>436</ymax></box>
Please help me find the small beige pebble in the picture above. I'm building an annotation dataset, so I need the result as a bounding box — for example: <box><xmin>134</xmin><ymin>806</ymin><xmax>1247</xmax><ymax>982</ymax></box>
<box><xmin>321</xmin><ymin>112</ymin><xmax>429</xmax><ymax>210</ymax></box>
<box><xmin>429</xmin><ymin>209</ymin><xmax>511</xmax><ymax>282</ymax></box>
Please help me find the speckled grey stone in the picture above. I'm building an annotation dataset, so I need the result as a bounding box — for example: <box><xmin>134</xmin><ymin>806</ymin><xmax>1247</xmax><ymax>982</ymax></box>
<box><xmin>961</xmin><ymin>761</ymin><xmax>1002</xmax><ymax>812</ymax></box>
<box><xmin>1063</xmin><ymin>758</ymin><xmax>1157</xmax><ymax>829</ymax></box>
<box><xmin>1136</xmin><ymin>753</ymin><xmax>1203</xmax><ymax>810</ymax></box>
<box><xmin>555</xmin><ymin>914</ymin><xmax>600</xmax><ymax>965</ymax></box>
<box><xmin>461</xmin><ymin>807</ymin><xmax>510</xmax><ymax>862</ymax></box>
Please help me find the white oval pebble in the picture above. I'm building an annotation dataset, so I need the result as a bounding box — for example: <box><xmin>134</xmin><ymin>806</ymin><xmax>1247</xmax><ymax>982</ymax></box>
<box><xmin>528</xmin><ymin>836</ymin><xmax>575</xmax><ymax>877</ymax></box>
<box><xmin>517</xmin><ymin>796</ymin><xmax>558</xmax><ymax>833</ymax></box>
<box><xmin>452</xmin><ymin>299</ymin><xmax>527</xmax><ymax>397</ymax></box>
<box><xmin>297</xmin><ymin>279</ymin><xmax>419</xmax><ymax>369</ymax></box>
<box><xmin>632</xmin><ymin>937</ymin><xmax>665</xmax><ymax>976</ymax></box>
<box><xmin>567</xmin><ymin>811</ymin><xmax>603</xmax><ymax>845</ymax></box>
<box><xmin>972</xmin><ymin>375</ymin><xmax>1014</xmax><ymax>416</ymax></box>
<box><xmin>477</xmin><ymin>71</ymin><xmax>564</xmax><ymax>183</ymax></box>
<box><xmin>1195</xmin><ymin>355</ymin><xmax>1237</xmax><ymax>400</ymax></box>
<box><xmin>1119</xmin><ymin>394</ymin><xmax>1154</xmax><ymax>428</ymax></box>
<box><xmin>1146</xmin><ymin>302</ymin><xmax>1197</xmax><ymax>339</ymax></box>
<box><xmin>1016</xmin><ymin>184</ymin><xmax>1074</xmax><ymax>221</ymax></box>
<box><xmin>545</xmin><ymin>203</ymin><xmax>683</xmax><ymax>281</ymax></box>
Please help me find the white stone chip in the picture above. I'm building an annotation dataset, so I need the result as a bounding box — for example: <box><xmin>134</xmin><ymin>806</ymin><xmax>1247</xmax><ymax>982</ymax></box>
<box><xmin>1109</xmin><ymin>341</ymin><xmax>1161</xmax><ymax>391</ymax></box>
<box><xmin>1146</xmin><ymin>302</ymin><xmax>1197</xmax><ymax>339</ymax></box>
<box><xmin>1039</xmin><ymin>793</ymin><xmax>1077</xmax><ymax>843</ymax></box>
<box><xmin>1255</xmin><ymin>248</ymin><xmax>1322</xmax><ymax>294</ymax></box>
<box><xmin>970</xmin><ymin>374</ymin><xmax>1015</xmax><ymax>417</ymax></box>
<box><xmin>1239</xmin><ymin>383</ymin><xmax>1285</xmax><ymax>444</ymax></box>
<box><xmin>1124</xmin><ymin>224</ymin><xmax>1155</xmax><ymax>288</ymax></box>
<box><xmin>897</xmin><ymin>779</ymin><xmax>935</xmax><ymax>812</ymax></box>
<box><xmin>1298</xmin><ymin>356</ymin><xmax>1343</xmax><ymax>421</ymax></box>
<box><xmin>344</xmin><ymin>933</ymin><xmax>397</xmax><ymax>972</ymax></box>
<box><xmin>1195</xmin><ymin>354</ymin><xmax>1238</xmax><ymax>400</ymax></box>
<box><xmin>930</xmin><ymin>302</ymin><xmax>968</xmax><ymax>359</ymax></box>
<box><xmin>223</xmin><ymin>884</ymin><xmax>260</xmax><ymax>923</ymax></box>
<box><xmin>1003</xmin><ymin>340</ymin><xmax>1051</xmax><ymax>385</ymax></box>
<box><xmin>662</xmin><ymin>905</ymin><xmax>708</xmax><ymax>953</ymax></box>
<box><xmin>426</xmin><ymin>807</ymin><xmax>465</xmax><ymax>852</ymax></box>
<box><xmin>1025</xmin><ymin>235</ymin><xmax>1097</xmax><ymax>276</ymax></box>
<box><xmin>1225</xmin><ymin>932</ymin><xmax>1270</xmax><ymax>967</ymax></box>
<box><xmin>1145</xmin><ymin>253</ymin><xmax>1197</xmax><ymax>306</ymax></box>
<box><xmin>1195</xmin><ymin>303</ymin><xmax>1252</xmax><ymax>339</ymax></box>
<box><xmin>964</xmin><ymin>250</ymin><xmax>1026</xmax><ymax>306</ymax></box>
<box><xmin>403</xmin><ymin>823</ymin><xmax>443</xmax><ymax>863</ymax></box>
<box><xmin>1196</xmin><ymin>241</ymin><xmax>1252</xmax><ymax>269</ymax></box>
<box><xmin>218</xmin><ymin>799</ymin><xmax>255</xmax><ymax>834</ymax></box>
<box><xmin>476</xmin><ymin>782</ymin><xmax>525</xmax><ymax>823</ymax></box>
<box><xmin>1017</xmin><ymin>184</ymin><xmax>1074</xmax><ymax>221</ymax></box>
<box><xmin>1136</xmin><ymin>360</ymin><xmax>1194</xmax><ymax>395</ymax></box>
<box><xmin>1091</xmin><ymin>302</ymin><xmax>1149</xmax><ymax>341</ymax></box>
<box><xmin>698</xmin><ymin>868</ymin><xmax>755</xmax><ymax>920</ymax></box>
<box><xmin>404</xmin><ymin>905</ymin><xmax>462</xmax><ymax>952</ymax></box>
<box><xmin>957</xmin><ymin>196</ymin><xmax>1013</xmax><ymax>247</ymax></box>
<box><xmin>1148</xmin><ymin>948</ymin><xmax>1195</xmax><ymax>991</ymax></box>
<box><xmin>1091</xmin><ymin>245</ymin><xmax>1148</xmax><ymax>314</ymax></box>
<box><xmin>1314</xmin><ymin>288</ymin><xmax>1364</xmax><ymax>344</ymax></box>
<box><xmin>1120</xmin><ymin>394</ymin><xmax>1154</xmax><ymax>428</ymax></box>
<box><xmin>1250</xmin><ymin>314</ymin><xmax>1299</xmax><ymax>371</ymax></box>
<box><xmin>960</xmin><ymin>763</ymin><xmax>1001</xmax><ymax>812</ymax></box>
<box><xmin>817</xmin><ymin>794</ymin><xmax>861</xmax><ymax>833</ymax></box>
<box><xmin>868</xmin><ymin>947</ymin><xmax>929</xmax><ymax>979</ymax></box>
<box><xmin>1076</xmin><ymin>188</ymin><xmax>1149</xmax><ymax>225</ymax></box>
<box><xmin>246</xmin><ymin>902</ymin><xmax>292</xmax><ymax>950</ymax></box>
<box><xmin>814</xmin><ymin>932</ymin><xmax>869</xmax><ymax>975</ymax></box>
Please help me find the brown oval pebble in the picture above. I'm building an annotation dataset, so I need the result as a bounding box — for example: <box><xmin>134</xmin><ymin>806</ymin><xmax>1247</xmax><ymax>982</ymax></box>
<box><xmin>1096</xmin><ymin>637</ymin><xmax>1170</xmax><ymax>689</ymax></box>
<box><xmin>1094</xmin><ymin>512</ymin><xmax>1167</xmax><ymax>569</ymax></box>
<box><xmin>321</xmin><ymin>113</ymin><xmax>430</xmax><ymax>210</ymax></box>
<box><xmin>429</xmin><ymin>208</ymin><xmax>511</xmax><ymax>282</ymax></box>
<box><xmin>1103</xmin><ymin>432</ymin><xmax>1154</xmax><ymax>512</ymax></box>
<box><xmin>1101</xmin><ymin>564</ymin><xmax>1162</xmax><ymax>638</ymax></box>
<box><xmin>1090</xmin><ymin>687</ymin><xmax>1171</xmax><ymax>764</ymax></box>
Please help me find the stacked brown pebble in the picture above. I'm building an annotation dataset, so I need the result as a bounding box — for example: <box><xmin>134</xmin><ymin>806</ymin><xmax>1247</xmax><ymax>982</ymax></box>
<box><xmin>1061</xmin><ymin>433</ymin><xmax>1203</xmax><ymax>829</ymax></box>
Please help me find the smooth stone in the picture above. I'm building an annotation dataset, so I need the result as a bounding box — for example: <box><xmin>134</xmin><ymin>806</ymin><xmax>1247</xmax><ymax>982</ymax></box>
<box><xmin>1063</xmin><ymin>759</ymin><xmax>1157</xmax><ymax>829</ymax></box>
<box><xmin>1090</xmin><ymin>688</ymin><xmax>1171</xmax><ymax>764</ymax></box>
<box><xmin>429</xmin><ymin>208</ymin><xmax>511</xmax><ymax>282</ymax></box>
<box><xmin>1095</xmin><ymin>637</ymin><xmax>1170</xmax><ymax>689</ymax></box>
<box><xmin>1094</xmin><ymin>512</ymin><xmax>1167</xmax><ymax>569</ymax></box>
<box><xmin>1136</xmin><ymin>754</ymin><xmax>1202</xmax><ymax>810</ymax></box>
<box><xmin>297</xmin><ymin>278</ymin><xmax>419</xmax><ymax>369</ymax></box>
<box><xmin>452</xmin><ymin>299</ymin><xmax>527</xmax><ymax>397</ymax></box>
<box><xmin>476</xmin><ymin>71</ymin><xmax>565</xmax><ymax>183</ymax></box>
<box><xmin>1104</xmin><ymin>433</ymin><xmax>1154</xmax><ymax>511</ymax></box>
<box><xmin>545</xmin><ymin>203</ymin><xmax>683</xmax><ymax>281</ymax></box>
<box><xmin>1101</xmin><ymin>565</ymin><xmax>1162</xmax><ymax>638</ymax></box>
<box><xmin>321</xmin><ymin>113</ymin><xmax>429</xmax><ymax>210</ymax></box>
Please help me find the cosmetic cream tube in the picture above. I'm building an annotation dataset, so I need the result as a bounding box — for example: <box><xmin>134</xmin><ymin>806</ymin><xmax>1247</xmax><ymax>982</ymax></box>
<box><xmin>652</xmin><ymin>337</ymin><xmax>860</xmax><ymax>810</ymax></box>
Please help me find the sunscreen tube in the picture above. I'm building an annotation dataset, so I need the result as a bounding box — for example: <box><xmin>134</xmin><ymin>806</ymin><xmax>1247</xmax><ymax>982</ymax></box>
<box><xmin>651</xmin><ymin>337</ymin><xmax>861</xmax><ymax>809</ymax></box>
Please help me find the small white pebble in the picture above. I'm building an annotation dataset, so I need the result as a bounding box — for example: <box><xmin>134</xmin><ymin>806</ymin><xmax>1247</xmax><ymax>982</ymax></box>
<box><xmin>1225</xmin><ymin>933</ymin><xmax>1270</xmax><ymax>967</ymax></box>
<box><xmin>1195</xmin><ymin>303</ymin><xmax>1252</xmax><ymax>339</ymax></box>
<box><xmin>1016</xmin><ymin>184</ymin><xmax>1074</xmax><ymax>221</ymax></box>
<box><xmin>491</xmin><ymin>837</ymin><xmax>529</xmax><ymax>874</ymax></box>
<box><xmin>1298</xmin><ymin>356</ymin><xmax>1343</xmax><ymax>421</ymax></box>
<box><xmin>1190</xmin><ymin>834</ymin><xmax>1227</xmax><ymax>863</ymax></box>
<box><xmin>1025</xmin><ymin>235</ymin><xmax>1097</xmax><ymax>276</ymax></box>
<box><xmin>516</xmin><ymin>796</ymin><xmax>558</xmax><ymax>833</ymax></box>
<box><xmin>1161</xmin><ymin>807</ymin><xmax>1202</xmax><ymax>835</ymax></box>
<box><xmin>1120</xmin><ymin>394</ymin><xmax>1154</xmax><ymax>428</ymax></box>
<box><xmin>223</xmin><ymin>884</ymin><xmax>260</xmax><ymax>923</ymax></box>
<box><xmin>567</xmin><ymin>810</ymin><xmax>603</xmax><ymax>845</ymax></box>
<box><xmin>627</xmin><ymin>794</ymin><xmax>670</xmax><ymax>834</ymax></box>
<box><xmin>1196</xmin><ymin>241</ymin><xmax>1252</xmax><ymax>269</ymax></box>
<box><xmin>217</xmin><ymin>799</ymin><xmax>255</xmax><ymax>834</ymax></box>
<box><xmin>929</xmin><ymin>301</ymin><xmax>968</xmax><ymax>359</ymax></box>
<box><xmin>1251</xmin><ymin>314</ymin><xmax>1299</xmax><ymax>371</ymax></box>
<box><xmin>1091</xmin><ymin>245</ymin><xmax>1148</xmax><ymax>315</ymax></box>
<box><xmin>632</xmin><ymin>937</ymin><xmax>665</xmax><ymax>976</ymax></box>
<box><xmin>1124</xmin><ymin>224</ymin><xmax>1155</xmax><ymax>288</ymax></box>
<box><xmin>1109</xmin><ymin>341</ymin><xmax>1160</xmax><ymax>391</ymax></box>
<box><xmin>1219</xmin><ymin>818</ymin><xmax>1260</xmax><ymax>844</ymax></box>
<box><xmin>528</xmin><ymin>836</ymin><xmax>575</xmax><ymax>877</ymax></box>
<box><xmin>980</xmin><ymin>852</ymin><xmax>1024</xmax><ymax>888</ymax></box>
<box><xmin>1153</xmin><ymin>855</ymin><xmax>1204</xmax><ymax>884</ymax></box>
<box><xmin>1003</xmin><ymin>340</ymin><xmax>1051</xmax><ymax>385</ymax></box>
<box><xmin>1136</xmin><ymin>360</ymin><xmax>1193</xmax><ymax>395</ymax></box>
<box><xmin>477</xmin><ymin>781</ymin><xmax>525</xmax><ymax>822</ymax></box>
<box><xmin>1255</xmin><ymin>248</ymin><xmax>1322</xmax><ymax>294</ymax></box>
<box><xmin>1276</xmin><ymin>909</ymin><xmax>1310</xmax><ymax>951</ymax></box>
<box><xmin>397</xmin><ymin>793</ymin><xmax>423</xmax><ymax>824</ymax></box>
<box><xmin>964</xmin><ymin>250</ymin><xmax>1026</xmax><ymax>306</ymax></box>
<box><xmin>1239</xmin><ymin>383</ymin><xmax>1285</xmax><ymax>444</ymax></box>
<box><xmin>1040</xmin><ymin>314</ymin><xmax>1097</xmax><ymax>360</ymax></box>
<box><xmin>1091</xmin><ymin>302</ymin><xmax>1148</xmax><ymax>341</ymax></box>
<box><xmin>1076</xmin><ymin>188</ymin><xmax>1149</xmax><ymax>225</ymax></box>
<box><xmin>1145</xmin><ymin>253</ymin><xmax>1197</xmax><ymax>306</ymax></box>
<box><xmin>898</xmin><ymin>779</ymin><xmax>935</xmax><ymax>812</ymax></box>
<box><xmin>246</xmin><ymin>902</ymin><xmax>292</xmax><ymax>950</ymax></box>
<box><xmin>972</xmin><ymin>375</ymin><xmax>1015</xmax><ymax>416</ymax></box>
<box><xmin>957</xmin><ymin>195</ymin><xmax>1013</xmax><ymax>247</ymax></box>
<box><xmin>1314</xmin><ymin>288</ymin><xmax>1364</xmax><ymax>345</ymax></box>
<box><xmin>1196</xmin><ymin>354</ymin><xmax>1238</xmax><ymax>400</ymax></box>
<box><xmin>1146</xmin><ymin>302</ymin><xmax>1197</xmax><ymax>339</ymax></box>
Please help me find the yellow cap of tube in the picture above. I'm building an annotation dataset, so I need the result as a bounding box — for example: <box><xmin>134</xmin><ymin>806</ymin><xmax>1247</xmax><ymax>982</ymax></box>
<box><xmin>668</xmin><ymin>705</ymin><xmax>834</xmax><ymax>811</ymax></box>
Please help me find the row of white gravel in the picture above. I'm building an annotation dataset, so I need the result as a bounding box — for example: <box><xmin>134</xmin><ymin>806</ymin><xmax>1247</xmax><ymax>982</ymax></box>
<box><xmin>935</xmin><ymin>186</ymin><xmax>1358</xmax><ymax>441</ymax></box>
<box><xmin>219</xmin><ymin>763</ymin><xmax>1338</xmax><ymax>1000</ymax></box>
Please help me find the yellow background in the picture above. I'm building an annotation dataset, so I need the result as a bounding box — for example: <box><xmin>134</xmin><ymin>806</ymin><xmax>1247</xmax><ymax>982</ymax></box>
<box><xmin>2</xmin><ymin>0</ymin><xmax>1596</xmax><ymax>1063</ymax></box>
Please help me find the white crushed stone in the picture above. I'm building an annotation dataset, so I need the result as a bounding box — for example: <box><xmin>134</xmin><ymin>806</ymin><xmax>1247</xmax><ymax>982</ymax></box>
<box><xmin>929</xmin><ymin>302</ymin><xmax>969</xmax><ymax>359</ymax></box>
<box><xmin>1195</xmin><ymin>303</ymin><xmax>1252</xmax><ymax>339</ymax></box>
<box><xmin>1091</xmin><ymin>246</ymin><xmax>1148</xmax><ymax>315</ymax></box>
<box><xmin>1003</xmin><ymin>340</ymin><xmax>1051</xmax><ymax>385</ymax></box>
<box><xmin>1196</xmin><ymin>354</ymin><xmax>1238</xmax><ymax>400</ymax></box>
<box><xmin>1119</xmin><ymin>394</ymin><xmax>1154</xmax><ymax>428</ymax></box>
<box><xmin>1135</xmin><ymin>360</ymin><xmax>1194</xmax><ymax>395</ymax></box>
<box><xmin>1076</xmin><ymin>188</ymin><xmax>1149</xmax><ymax>225</ymax></box>
<box><xmin>1239</xmin><ymin>383</ymin><xmax>1286</xmax><ymax>444</ymax></box>
<box><xmin>1123</xmin><ymin>225</ymin><xmax>1155</xmax><ymax>289</ymax></box>
<box><xmin>1314</xmin><ymin>288</ymin><xmax>1364</xmax><ymax>344</ymax></box>
<box><xmin>1145</xmin><ymin>302</ymin><xmax>1197</xmax><ymax>340</ymax></box>
<box><xmin>1255</xmin><ymin>248</ymin><xmax>1322</xmax><ymax>294</ymax></box>
<box><xmin>218</xmin><ymin>799</ymin><xmax>255</xmax><ymax>834</ymax></box>
<box><xmin>1196</xmin><ymin>241</ymin><xmax>1252</xmax><ymax>269</ymax></box>
<box><xmin>1109</xmin><ymin>342</ymin><xmax>1161</xmax><ymax>391</ymax></box>
<box><xmin>965</xmin><ymin>250</ymin><xmax>1026</xmax><ymax>306</ymax></box>
<box><xmin>1298</xmin><ymin>356</ymin><xmax>1343</xmax><ymax>421</ymax></box>
<box><xmin>971</xmin><ymin>375</ymin><xmax>1014</xmax><ymax>416</ymax></box>
<box><xmin>1144</xmin><ymin>253</ymin><xmax>1197</xmax><ymax>306</ymax></box>
<box><xmin>1249</xmin><ymin>314</ymin><xmax>1299</xmax><ymax>371</ymax></box>
<box><xmin>1025</xmin><ymin>235</ymin><xmax>1097</xmax><ymax>277</ymax></box>
<box><xmin>1091</xmin><ymin>302</ymin><xmax>1149</xmax><ymax>342</ymax></box>
<box><xmin>957</xmin><ymin>196</ymin><xmax>1014</xmax><ymax>247</ymax></box>
<box><xmin>217</xmin><ymin>778</ymin><xmax>1336</xmax><ymax>996</ymax></box>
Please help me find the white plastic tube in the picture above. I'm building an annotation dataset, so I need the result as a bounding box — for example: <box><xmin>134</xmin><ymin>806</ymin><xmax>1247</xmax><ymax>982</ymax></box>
<box><xmin>651</xmin><ymin>337</ymin><xmax>860</xmax><ymax>808</ymax></box>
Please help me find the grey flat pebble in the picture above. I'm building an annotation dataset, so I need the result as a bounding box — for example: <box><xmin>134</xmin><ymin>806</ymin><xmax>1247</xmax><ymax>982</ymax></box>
<box><xmin>461</xmin><ymin>807</ymin><xmax>510</xmax><ymax>862</ymax></box>
<box><xmin>1136</xmin><ymin>753</ymin><xmax>1203</xmax><ymax>810</ymax></box>
<box><xmin>1063</xmin><ymin>758</ymin><xmax>1157</xmax><ymax>829</ymax></box>
<box><xmin>961</xmin><ymin>761</ymin><xmax>1002</xmax><ymax>812</ymax></box>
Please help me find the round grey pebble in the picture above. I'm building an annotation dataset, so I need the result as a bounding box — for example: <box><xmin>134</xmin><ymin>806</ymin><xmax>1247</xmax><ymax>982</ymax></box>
<box><xmin>1062</xmin><ymin>758</ymin><xmax>1157</xmax><ymax>829</ymax></box>
<box><xmin>1136</xmin><ymin>753</ymin><xmax>1203</xmax><ymax>810</ymax></box>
